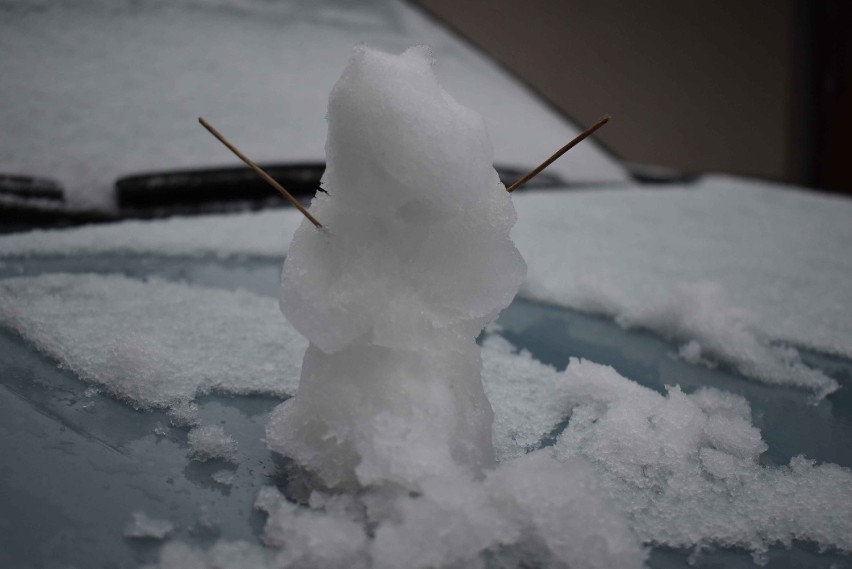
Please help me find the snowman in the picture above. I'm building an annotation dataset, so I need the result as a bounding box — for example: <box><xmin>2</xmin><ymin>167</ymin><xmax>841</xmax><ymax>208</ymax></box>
<box><xmin>267</xmin><ymin>46</ymin><xmax>526</xmax><ymax>490</ymax></box>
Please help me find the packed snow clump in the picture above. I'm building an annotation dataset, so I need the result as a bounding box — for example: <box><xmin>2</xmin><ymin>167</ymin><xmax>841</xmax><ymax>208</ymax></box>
<box><xmin>187</xmin><ymin>424</ymin><xmax>239</xmax><ymax>463</ymax></box>
<box><xmin>0</xmin><ymin>273</ymin><xmax>304</xmax><ymax>409</ymax></box>
<box><xmin>547</xmin><ymin>359</ymin><xmax>852</xmax><ymax>556</ymax></box>
<box><xmin>478</xmin><ymin>338</ymin><xmax>852</xmax><ymax>557</ymax></box>
<box><xmin>269</xmin><ymin>46</ymin><xmax>526</xmax><ymax>489</ymax></box>
<box><xmin>211</xmin><ymin>469</ymin><xmax>235</xmax><ymax>487</ymax></box>
<box><xmin>124</xmin><ymin>511</ymin><xmax>174</xmax><ymax>540</ymax></box>
<box><xmin>3</xmin><ymin>176</ymin><xmax>848</xmax><ymax>397</ymax></box>
<box><xmin>150</xmin><ymin>452</ymin><xmax>645</xmax><ymax>569</ymax></box>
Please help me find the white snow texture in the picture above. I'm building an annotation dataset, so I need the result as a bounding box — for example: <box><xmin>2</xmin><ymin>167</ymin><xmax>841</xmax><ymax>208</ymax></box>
<box><xmin>270</xmin><ymin>46</ymin><xmax>526</xmax><ymax>490</ymax></box>
<box><xmin>0</xmin><ymin>273</ymin><xmax>304</xmax><ymax>408</ymax></box>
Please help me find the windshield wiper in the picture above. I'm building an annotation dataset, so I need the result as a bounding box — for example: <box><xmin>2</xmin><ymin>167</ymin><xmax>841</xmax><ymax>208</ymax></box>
<box><xmin>0</xmin><ymin>161</ymin><xmax>634</xmax><ymax>233</ymax></box>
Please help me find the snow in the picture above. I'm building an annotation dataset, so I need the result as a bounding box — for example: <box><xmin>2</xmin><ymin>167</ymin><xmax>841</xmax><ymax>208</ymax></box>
<box><xmin>2</xmin><ymin>15</ymin><xmax>851</xmax><ymax>565</ymax></box>
<box><xmin>151</xmin><ymin>453</ymin><xmax>645</xmax><ymax>569</ymax></box>
<box><xmin>481</xmin><ymin>338</ymin><xmax>852</xmax><ymax>558</ymax></box>
<box><xmin>549</xmin><ymin>361</ymin><xmax>852</xmax><ymax>558</ymax></box>
<box><xmin>4</xmin><ymin>175</ymin><xmax>848</xmax><ymax>395</ymax></box>
<box><xmin>187</xmin><ymin>424</ymin><xmax>239</xmax><ymax>463</ymax></box>
<box><xmin>0</xmin><ymin>210</ymin><xmax>300</xmax><ymax>259</ymax></box>
<box><xmin>124</xmin><ymin>511</ymin><xmax>175</xmax><ymax>540</ymax></box>
<box><xmin>211</xmin><ymin>469</ymin><xmax>235</xmax><ymax>487</ymax></box>
<box><xmin>0</xmin><ymin>273</ymin><xmax>304</xmax><ymax>409</ymax></box>
<box><xmin>513</xmin><ymin>175</ymin><xmax>852</xmax><ymax>397</ymax></box>
<box><xmin>268</xmin><ymin>46</ymin><xmax>526</xmax><ymax>490</ymax></box>
<box><xmin>0</xmin><ymin>270</ymin><xmax>849</xmax><ymax>563</ymax></box>
<box><xmin>0</xmin><ymin>0</ymin><xmax>625</xmax><ymax>210</ymax></box>
<box><xmin>148</xmin><ymin>353</ymin><xmax>852</xmax><ymax>567</ymax></box>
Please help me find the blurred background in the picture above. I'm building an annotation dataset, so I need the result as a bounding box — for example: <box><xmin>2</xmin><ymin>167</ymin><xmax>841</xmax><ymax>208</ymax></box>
<box><xmin>413</xmin><ymin>0</ymin><xmax>851</xmax><ymax>194</ymax></box>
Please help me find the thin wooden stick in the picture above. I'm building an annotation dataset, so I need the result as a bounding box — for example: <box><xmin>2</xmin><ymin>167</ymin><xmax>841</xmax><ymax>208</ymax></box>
<box><xmin>506</xmin><ymin>115</ymin><xmax>611</xmax><ymax>193</ymax></box>
<box><xmin>198</xmin><ymin>117</ymin><xmax>323</xmax><ymax>228</ymax></box>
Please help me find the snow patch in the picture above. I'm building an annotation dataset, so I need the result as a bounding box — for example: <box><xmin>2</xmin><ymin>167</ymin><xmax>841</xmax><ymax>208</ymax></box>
<box><xmin>124</xmin><ymin>511</ymin><xmax>174</xmax><ymax>540</ymax></box>
<box><xmin>187</xmin><ymin>424</ymin><xmax>238</xmax><ymax>463</ymax></box>
<box><xmin>0</xmin><ymin>273</ymin><xmax>304</xmax><ymax>409</ymax></box>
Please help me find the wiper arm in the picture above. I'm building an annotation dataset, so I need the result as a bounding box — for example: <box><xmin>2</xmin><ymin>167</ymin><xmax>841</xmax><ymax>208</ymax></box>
<box><xmin>116</xmin><ymin>162</ymin><xmax>326</xmax><ymax>211</ymax></box>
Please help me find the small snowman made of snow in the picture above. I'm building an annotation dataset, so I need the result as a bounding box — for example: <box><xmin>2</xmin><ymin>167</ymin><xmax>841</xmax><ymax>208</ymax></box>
<box><xmin>267</xmin><ymin>46</ymin><xmax>526</xmax><ymax>490</ymax></box>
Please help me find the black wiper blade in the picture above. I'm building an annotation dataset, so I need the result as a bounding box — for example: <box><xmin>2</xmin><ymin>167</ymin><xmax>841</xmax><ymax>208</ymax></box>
<box><xmin>116</xmin><ymin>163</ymin><xmax>325</xmax><ymax>211</ymax></box>
<box><xmin>0</xmin><ymin>174</ymin><xmax>64</xmax><ymax>201</ymax></box>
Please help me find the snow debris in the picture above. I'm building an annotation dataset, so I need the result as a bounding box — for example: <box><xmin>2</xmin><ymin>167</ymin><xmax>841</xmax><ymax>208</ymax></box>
<box><xmin>512</xmin><ymin>178</ymin><xmax>852</xmax><ymax>396</ymax></box>
<box><xmin>0</xmin><ymin>273</ymin><xmax>304</xmax><ymax>409</ymax></box>
<box><xmin>150</xmin><ymin>455</ymin><xmax>645</xmax><ymax>569</ymax></box>
<box><xmin>124</xmin><ymin>511</ymin><xmax>174</xmax><ymax>540</ymax></box>
<box><xmin>211</xmin><ymin>470</ymin><xmax>235</xmax><ymax>487</ymax></box>
<box><xmin>269</xmin><ymin>46</ymin><xmax>526</xmax><ymax>489</ymax></box>
<box><xmin>187</xmin><ymin>425</ymin><xmax>238</xmax><ymax>463</ymax></box>
<box><xmin>168</xmin><ymin>400</ymin><xmax>201</xmax><ymax>428</ymax></box>
<box><xmin>254</xmin><ymin>487</ymin><xmax>371</xmax><ymax>569</ymax></box>
<box><xmin>481</xmin><ymin>341</ymin><xmax>852</xmax><ymax>557</ymax></box>
<box><xmin>369</xmin><ymin>453</ymin><xmax>645</xmax><ymax>569</ymax></box>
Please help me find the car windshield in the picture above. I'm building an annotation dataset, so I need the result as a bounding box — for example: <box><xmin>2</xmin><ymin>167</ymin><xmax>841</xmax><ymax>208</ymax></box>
<box><xmin>1</xmin><ymin>0</ymin><xmax>626</xmax><ymax>215</ymax></box>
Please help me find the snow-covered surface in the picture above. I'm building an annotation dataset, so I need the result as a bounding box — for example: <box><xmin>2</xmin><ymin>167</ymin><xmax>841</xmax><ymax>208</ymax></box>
<box><xmin>187</xmin><ymin>424</ymin><xmax>239</xmax><ymax>463</ymax></box>
<box><xmin>0</xmin><ymin>273</ymin><xmax>304</xmax><ymax>408</ymax></box>
<box><xmin>1</xmin><ymin>271</ymin><xmax>849</xmax><ymax>563</ymax></box>
<box><xmin>0</xmin><ymin>0</ymin><xmax>625</xmax><ymax>209</ymax></box>
<box><xmin>482</xmin><ymin>336</ymin><xmax>852</xmax><ymax>558</ymax></box>
<box><xmin>514</xmin><ymin>175</ymin><xmax>852</xmax><ymax>398</ymax></box>
<box><xmin>124</xmin><ymin>511</ymin><xmax>175</xmax><ymax>540</ymax></box>
<box><xmin>3</xmin><ymin>175</ymin><xmax>849</xmax><ymax>395</ymax></box>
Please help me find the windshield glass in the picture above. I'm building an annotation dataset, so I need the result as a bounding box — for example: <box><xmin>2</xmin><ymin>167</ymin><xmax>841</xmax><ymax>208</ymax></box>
<box><xmin>0</xmin><ymin>0</ymin><xmax>627</xmax><ymax>212</ymax></box>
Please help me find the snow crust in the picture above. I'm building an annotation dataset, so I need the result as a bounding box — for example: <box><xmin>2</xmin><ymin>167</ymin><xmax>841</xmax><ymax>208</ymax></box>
<box><xmin>187</xmin><ymin>424</ymin><xmax>239</xmax><ymax>463</ymax></box>
<box><xmin>0</xmin><ymin>273</ymin><xmax>304</xmax><ymax>408</ymax></box>
<box><xmin>270</xmin><ymin>46</ymin><xmax>526</xmax><ymax>489</ymax></box>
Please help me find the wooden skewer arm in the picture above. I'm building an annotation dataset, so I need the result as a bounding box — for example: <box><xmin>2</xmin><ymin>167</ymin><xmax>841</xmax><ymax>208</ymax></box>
<box><xmin>506</xmin><ymin>115</ymin><xmax>611</xmax><ymax>193</ymax></box>
<box><xmin>199</xmin><ymin>117</ymin><xmax>323</xmax><ymax>228</ymax></box>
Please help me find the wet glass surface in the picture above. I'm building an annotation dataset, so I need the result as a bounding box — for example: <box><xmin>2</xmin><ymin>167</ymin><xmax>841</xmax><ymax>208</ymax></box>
<box><xmin>0</xmin><ymin>254</ymin><xmax>849</xmax><ymax>568</ymax></box>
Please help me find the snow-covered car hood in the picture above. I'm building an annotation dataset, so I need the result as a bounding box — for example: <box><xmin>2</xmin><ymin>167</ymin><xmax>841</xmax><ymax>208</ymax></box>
<box><xmin>0</xmin><ymin>176</ymin><xmax>851</xmax><ymax>568</ymax></box>
<box><xmin>0</xmin><ymin>0</ymin><xmax>627</xmax><ymax>210</ymax></box>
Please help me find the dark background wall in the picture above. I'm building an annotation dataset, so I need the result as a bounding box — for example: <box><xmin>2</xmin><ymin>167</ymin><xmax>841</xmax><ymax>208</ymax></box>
<box><xmin>412</xmin><ymin>0</ymin><xmax>850</xmax><ymax>194</ymax></box>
